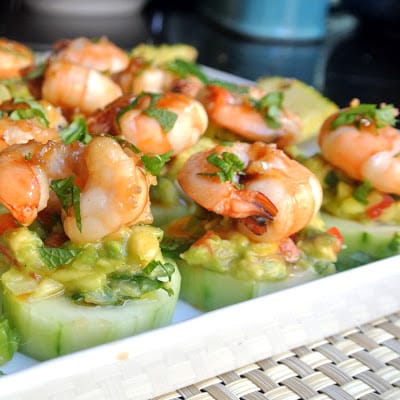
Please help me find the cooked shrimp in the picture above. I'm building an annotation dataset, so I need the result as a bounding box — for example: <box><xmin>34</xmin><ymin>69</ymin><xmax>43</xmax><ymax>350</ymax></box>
<box><xmin>63</xmin><ymin>136</ymin><xmax>154</xmax><ymax>243</ymax></box>
<box><xmin>42</xmin><ymin>60</ymin><xmax>122</xmax><ymax>114</ymax></box>
<box><xmin>114</xmin><ymin>57</ymin><xmax>204</xmax><ymax>98</ymax></box>
<box><xmin>178</xmin><ymin>142</ymin><xmax>322</xmax><ymax>243</ymax></box>
<box><xmin>53</xmin><ymin>36</ymin><xmax>129</xmax><ymax>74</ymax></box>
<box><xmin>0</xmin><ymin>137</ymin><xmax>153</xmax><ymax>243</ymax></box>
<box><xmin>0</xmin><ymin>140</ymin><xmax>84</xmax><ymax>225</ymax></box>
<box><xmin>198</xmin><ymin>85</ymin><xmax>301</xmax><ymax>147</ymax></box>
<box><xmin>0</xmin><ymin>38</ymin><xmax>34</xmax><ymax>79</ymax></box>
<box><xmin>0</xmin><ymin>99</ymin><xmax>67</xmax><ymax>151</ymax></box>
<box><xmin>319</xmin><ymin>104</ymin><xmax>400</xmax><ymax>195</ymax></box>
<box><xmin>90</xmin><ymin>92</ymin><xmax>208</xmax><ymax>155</ymax></box>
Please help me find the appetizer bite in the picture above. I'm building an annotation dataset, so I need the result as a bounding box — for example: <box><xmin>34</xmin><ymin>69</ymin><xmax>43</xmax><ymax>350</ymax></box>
<box><xmin>163</xmin><ymin>141</ymin><xmax>341</xmax><ymax>311</ymax></box>
<box><xmin>0</xmin><ymin>133</ymin><xmax>180</xmax><ymax>361</ymax></box>
<box><xmin>302</xmin><ymin>100</ymin><xmax>400</xmax><ymax>269</ymax></box>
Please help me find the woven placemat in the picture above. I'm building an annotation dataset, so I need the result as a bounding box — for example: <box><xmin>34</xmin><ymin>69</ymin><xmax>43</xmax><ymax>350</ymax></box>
<box><xmin>155</xmin><ymin>312</ymin><xmax>400</xmax><ymax>400</ymax></box>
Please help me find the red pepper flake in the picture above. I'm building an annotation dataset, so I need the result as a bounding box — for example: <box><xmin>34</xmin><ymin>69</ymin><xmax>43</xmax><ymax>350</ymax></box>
<box><xmin>366</xmin><ymin>194</ymin><xmax>394</xmax><ymax>219</ymax></box>
<box><xmin>327</xmin><ymin>226</ymin><xmax>343</xmax><ymax>253</ymax></box>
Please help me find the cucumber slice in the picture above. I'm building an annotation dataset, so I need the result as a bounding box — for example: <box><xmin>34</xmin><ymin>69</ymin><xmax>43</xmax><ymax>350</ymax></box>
<box><xmin>2</xmin><ymin>268</ymin><xmax>180</xmax><ymax>361</ymax></box>
<box><xmin>321</xmin><ymin>213</ymin><xmax>400</xmax><ymax>270</ymax></box>
<box><xmin>177</xmin><ymin>260</ymin><xmax>320</xmax><ymax>311</ymax></box>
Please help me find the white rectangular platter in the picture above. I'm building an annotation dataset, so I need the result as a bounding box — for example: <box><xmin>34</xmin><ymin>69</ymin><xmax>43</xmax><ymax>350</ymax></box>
<box><xmin>1</xmin><ymin>255</ymin><xmax>400</xmax><ymax>400</ymax></box>
<box><xmin>1</xmin><ymin>66</ymin><xmax>400</xmax><ymax>400</ymax></box>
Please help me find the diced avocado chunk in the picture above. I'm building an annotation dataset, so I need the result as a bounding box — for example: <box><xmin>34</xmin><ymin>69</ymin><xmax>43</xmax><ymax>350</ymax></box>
<box><xmin>0</xmin><ymin>315</ymin><xmax>18</xmax><ymax>366</ymax></box>
<box><xmin>321</xmin><ymin>213</ymin><xmax>400</xmax><ymax>270</ymax></box>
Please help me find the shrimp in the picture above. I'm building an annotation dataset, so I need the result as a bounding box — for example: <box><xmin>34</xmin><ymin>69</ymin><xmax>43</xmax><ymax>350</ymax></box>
<box><xmin>198</xmin><ymin>85</ymin><xmax>301</xmax><ymax>147</ymax></box>
<box><xmin>89</xmin><ymin>92</ymin><xmax>208</xmax><ymax>156</ymax></box>
<box><xmin>53</xmin><ymin>36</ymin><xmax>129</xmax><ymax>74</ymax></box>
<box><xmin>0</xmin><ymin>99</ymin><xmax>67</xmax><ymax>151</ymax></box>
<box><xmin>0</xmin><ymin>137</ymin><xmax>153</xmax><ymax>243</ymax></box>
<box><xmin>178</xmin><ymin>142</ymin><xmax>322</xmax><ymax>243</ymax></box>
<box><xmin>114</xmin><ymin>57</ymin><xmax>204</xmax><ymax>98</ymax></box>
<box><xmin>319</xmin><ymin>104</ymin><xmax>400</xmax><ymax>195</ymax></box>
<box><xmin>42</xmin><ymin>60</ymin><xmax>122</xmax><ymax>115</ymax></box>
<box><xmin>0</xmin><ymin>38</ymin><xmax>34</xmax><ymax>79</ymax></box>
<box><xmin>63</xmin><ymin>136</ymin><xmax>154</xmax><ymax>243</ymax></box>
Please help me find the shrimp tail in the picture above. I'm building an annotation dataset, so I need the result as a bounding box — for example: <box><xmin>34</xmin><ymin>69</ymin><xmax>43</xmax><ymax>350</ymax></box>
<box><xmin>221</xmin><ymin>189</ymin><xmax>277</xmax><ymax>220</ymax></box>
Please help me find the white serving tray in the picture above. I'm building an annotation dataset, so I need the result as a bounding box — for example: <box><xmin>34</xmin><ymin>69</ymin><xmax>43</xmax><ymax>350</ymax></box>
<box><xmin>1</xmin><ymin>256</ymin><xmax>400</xmax><ymax>400</ymax></box>
<box><xmin>1</xmin><ymin>66</ymin><xmax>400</xmax><ymax>399</ymax></box>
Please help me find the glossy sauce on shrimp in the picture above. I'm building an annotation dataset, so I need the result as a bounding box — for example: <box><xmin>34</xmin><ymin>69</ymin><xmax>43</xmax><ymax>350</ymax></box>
<box><xmin>178</xmin><ymin>141</ymin><xmax>322</xmax><ymax>243</ymax></box>
<box><xmin>319</xmin><ymin>102</ymin><xmax>400</xmax><ymax>195</ymax></box>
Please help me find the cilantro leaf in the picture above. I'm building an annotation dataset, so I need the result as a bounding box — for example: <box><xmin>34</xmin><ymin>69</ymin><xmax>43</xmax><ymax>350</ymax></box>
<box><xmin>117</xmin><ymin>92</ymin><xmax>178</xmax><ymax>132</ymax></box>
<box><xmin>23</xmin><ymin>62</ymin><xmax>46</xmax><ymax>80</ymax></box>
<box><xmin>141</xmin><ymin>151</ymin><xmax>172</xmax><ymax>175</ymax></box>
<box><xmin>107</xmin><ymin>135</ymin><xmax>141</xmax><ymax>153</ymax></box>
<box><xmin>144</xmin><ymin>108</ymin><xmax>177</xmax><ymax>132</ymax></box>
<box><xmin>353</xmin><ymin>181</ymin><xmax>373</xmax><ymax>204</ymax></box>
<box><xmin>50</xmin><ymin>176</ymin><xmax>82</xmax><ymax>231</ymax></box>
<box><xmin>250</xmin><ymin>92</ymin><xmax>284</xmax><ymax>129</ymax></box>
<box><xmin>166</xmin><ymin>59</ymin><xmax>208</xmax><ymax>83</ymax></box>
<box><xmin>324</xmin><ymin>170</ymin><xmax>339</xmax><ymax>188</ymax></box>
<box><xmin>208</xmin><ymin>79</ymin><xmax>249</xmax><ymax>95</ymax></box>
<box><xmin>201</xmin><ymin>151</ymin><xmax>245</xmax><ymax>189</ymax></box>
<box><xmin>331</xmin><ymin>103</ymin><xmax>398</xmax><ymax>129</ymax></box>
<box><xmin>10</xmin><ymin>98</ymin><xmax>49</xmax><ymax>127</ymax></box>
<box><xmin>39</xmin><ymin>247</ymin><xmax>82</xmax><ymax>269</ymax></box>
<box><xmin>60</xmin><ymin>116</ymin><xmax>92</xmax><ymax>144</ymax></box>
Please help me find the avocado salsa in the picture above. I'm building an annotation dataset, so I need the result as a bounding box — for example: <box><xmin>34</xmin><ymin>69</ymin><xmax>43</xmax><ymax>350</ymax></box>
<box><xmin>303</xmin><ymin>154</ymin><xmax>400</xmax><ymax>224</ymax></box>
<box><xmin>0</xmin><ymin>224</ymin><xmax>176</xmax><ymax>305</ymax></box>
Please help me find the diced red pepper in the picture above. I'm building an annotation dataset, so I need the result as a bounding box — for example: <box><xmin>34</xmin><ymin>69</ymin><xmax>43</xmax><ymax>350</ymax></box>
<box><xmin>366</xmin><ymin>194</ymin><xmax>394</xmax><ymax>219</ymax></box>
<box><xmin>327</xmin><ymin>226</ymin><xmax>343</xmax><ymax>253</ymax></box>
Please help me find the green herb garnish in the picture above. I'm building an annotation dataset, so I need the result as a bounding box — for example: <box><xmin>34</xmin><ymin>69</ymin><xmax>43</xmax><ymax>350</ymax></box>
<box><xmin>50</xmin><ymin>176</ymin><xmax>82</xmax><ymax>231</ymax></box>
<box><xmin>141</xmin><ymin>151</ymin><xmax>172</xmax><ymax>176</ymax></box>
<box><xmin>331</xmin><ymin>104</ymin><xmax>397</xmax><ymax>129</ymax></box>
<box><xmin>117</xmin><ymin>92</ymin><xmax>178</xmax><ymax>132</ymax></box>
<box><xmin>39</xmin><ymin>247</ymin><xmax>82</xmax><ymax>269</ymax></box>
<box><xmin>353</xmin><ymin>181</ymin><xmax>373</xmax><ymax>204</ymax></box>
<box><xmin>208</xmin><ymin>79</ymin><xmax>249</xmax><ymax>95</ymax></box>
<box><xmin>200</xmin><ymin>151</ymin><xmax>245</xmax><ymax>189</ymax></box>
<box><xmin>23</xmin><ymin>62</ymin><xmax>46</xmax><ymax>80</ymax></box>
<box><xmin>324</xmin><ymin>170</ymin><xmax>339</xmax><ymax>188</ymax></box>
<box><xmin>250</xmin><ymin>92</ymin><xmax>284</xmax><ymax>129</ymax></box>
<box><xmin>60</xmin><ymin>116</ymin><xmax>92</xmax><ymax>144</ymax></box>
<box><xmin>10</xmin><ymin>98</ymin><xmax>49</xmax><ymax>127</ymax></box>
<box><xmin>166</xmin><ymin>58</ymin><xmax>208</xmax><ymax>83</ymax></box>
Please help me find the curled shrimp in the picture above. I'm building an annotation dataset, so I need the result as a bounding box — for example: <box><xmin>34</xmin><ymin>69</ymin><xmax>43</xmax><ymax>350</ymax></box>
<box><xmin>63</xmin><ymin>136</ymin><xmax>154</xmax><ymax>243</ymax></box>
<box><xmin>198</xmin><ymin>85</ymin><xmax>301</xmax><ymax>147</ymax></box>
<box><xmin>0</xmin><ymin>137</ymin><xmax>154</xmax><ymax>243</ymax></box>
<box><xmin>114</xmin><ymin>57</ymin><xmax>204</xmax><ymax>98</ymax></box>
<box><xmin>319</xmin><ymin>103</ymin><xmax>400</xmax><ymax>195</ymax></box>
<box><xmin>42</xmin><ymin>60</ymin><xmax>122</xmax><ymax>114</ymax></box>
<box><xmin>89</xmin><ymin>92</ymin><xmax>208</xmax><ymax>156</ymax></box>
<box><xmin>0</xmin><ymin>38</ymin><xmax>34</xmax><ymax>79</ymax></box>
<box><xmin>178</xmin><ymin>142</ymin><xmax>322</xmax><ymax>243</ymax></box>
<box><xmin>53</xmin><ymin>36</ymin><xmax>129</xmax><ymax>74</ymax></box>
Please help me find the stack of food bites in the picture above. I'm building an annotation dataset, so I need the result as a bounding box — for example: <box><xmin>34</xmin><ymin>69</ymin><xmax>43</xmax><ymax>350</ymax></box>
<box><xmin>1</xmin><ymin>35</ymin><xmax>396</xmax><ymax>365</ymax></box>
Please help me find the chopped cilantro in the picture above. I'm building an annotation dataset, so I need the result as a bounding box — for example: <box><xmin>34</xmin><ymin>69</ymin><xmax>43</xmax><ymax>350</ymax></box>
<box><xmin>10</xmin><ymin>98</ymin><xmax>49</xmax><ymax>127</ymax></box>
<box><xmin>23</xmin><ymin>62</ymin><xmax>46</xmax><ymax>80</ymax></box>
<box><xmin>141</xmin><ymin>151</ymin><xmax>172</xmax><ymax>176</ymax></box>
<box><xmin>200</xmin><ymin>151</ymin><xmax>245</xmax><ymax>189</ymax></box>
<box><xmin>324</xmin><ymin>170</ymin><xmax>339</xmax><ymax>188</ymax></box>
<box><xmin>50</xmin><ymin>176</ymin><xmax>82</xmax><ymax>231</ymax></box>
<box><xmin>39</xmin><ymin>247</ymin><xmax>82</xmax><ymax>269</ymax></box>
<box><xmin>166</xmin><ymin>58</ymin><xmax>208</xmax><ymax>83</ymax></box>
<box><xmin>331</xmin><ymin>103</ymin><xmax>397</xmax><ymax>129</ymax></box>
<box><xmin>353</xmin><ymin>181</ymin><xmax>373</xmax><ymax>204</ymax></box>
<box><xmin>117</xmin><ymin>92</ymin><xmax>178</xmax><ymax>132</ymax></box>
<box><xmin>250</xmin><ymin>92</ymin><xmax>284</xmax><ymax>129</ymax></box>
<box><xmin>60</xmin><ymin>116</ymin><xmax>92</xmax><ymax>144</ymax></box>
<box><xmin>208</xmin><ymin>79</ymin><xmax>249</xmax><ymax>95</ymax></box>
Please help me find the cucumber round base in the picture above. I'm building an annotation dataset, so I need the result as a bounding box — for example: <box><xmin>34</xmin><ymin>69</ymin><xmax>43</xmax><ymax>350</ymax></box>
<box><xmin>177</xmin><ymin>260</ymin><xmax>320</xmax><ymax>311</ymax></box>
<box><xmin>2</xmin><ymin>269</ymin><xmax>180</xmax><ymax>361</ymax></box>
<box><xmin>321</xmin><ymin>213</ymin><xmax>400</xmax><ymax>270</ymax></box>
